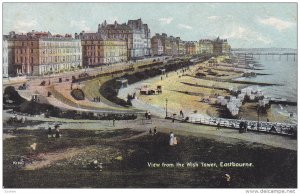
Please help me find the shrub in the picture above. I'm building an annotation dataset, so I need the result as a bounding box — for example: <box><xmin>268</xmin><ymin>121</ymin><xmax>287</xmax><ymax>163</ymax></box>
<box><xmin>4</xmin><ymin>86</ymin><xmax>25</xmax><ymax>105</ymax></box>
<box><xmin>71</xmin><ymin>89</ymin><xmax>85</xmax><ymax>100</ymax></box>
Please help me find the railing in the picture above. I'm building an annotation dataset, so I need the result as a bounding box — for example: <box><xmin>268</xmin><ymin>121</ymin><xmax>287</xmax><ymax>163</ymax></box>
<box><xmin>167</xmin><ymin>112</ymin><xmax>297</xmax><ymax>136</ymax></box>
<box><xmin>234</xmin><ymin>52</ymin><xmax>297</xmax><ymax>56</ymax></box>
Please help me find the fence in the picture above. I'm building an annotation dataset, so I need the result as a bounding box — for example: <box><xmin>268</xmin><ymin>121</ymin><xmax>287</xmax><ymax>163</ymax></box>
<box><xmin>168</xmin><ymin>112</ymin><xmax>297</xmax><ymax>136</ymax></box>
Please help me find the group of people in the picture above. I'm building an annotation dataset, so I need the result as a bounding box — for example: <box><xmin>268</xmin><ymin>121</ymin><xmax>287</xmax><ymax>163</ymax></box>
<box><xmin>144</xmin><ymin>111</ymin><xmax>152</xmax><ymax>120</ymax></box>
<box><xmin>94</xmin><ymin>96</ymin><xmax>101</xmax><ymax>102</ymax></box>
<box><xmin>48</xmin><ymin>125</ymin><xmax>61</xmax><ymax>138</ymax></box>
<box><xmin>149</xmin><ymin>127</ymin><xmax>157</xmax><ymax>135</ymax></box>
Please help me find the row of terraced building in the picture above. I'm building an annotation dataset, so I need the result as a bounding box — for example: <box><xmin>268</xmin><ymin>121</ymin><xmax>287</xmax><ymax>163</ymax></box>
<box><xmin>3</xmin><ymin>18</ymin><xmax>231</xmax><ymax>77</ymax></box>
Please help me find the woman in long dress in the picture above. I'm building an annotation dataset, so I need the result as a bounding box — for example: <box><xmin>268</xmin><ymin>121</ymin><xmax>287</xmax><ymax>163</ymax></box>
<box><xmin>169</xmin><ymin>132</ymin><xmax>174</xmax><ymax>146</ymax></box>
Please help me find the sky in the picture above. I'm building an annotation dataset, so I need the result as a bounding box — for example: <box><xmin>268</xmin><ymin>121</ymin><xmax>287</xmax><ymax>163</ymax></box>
<box><xmin>2</xmin><ymin>3</ymin><xmax>297</xmax><ymax>48</ymax></box>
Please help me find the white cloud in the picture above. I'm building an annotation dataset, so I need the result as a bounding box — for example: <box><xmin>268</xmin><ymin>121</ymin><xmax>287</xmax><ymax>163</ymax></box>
<box><xmin>158</xmin><ymin>17</ymin><xmax>173</xmax><ymax>25</ymax></box>
<box><xmin>70</xmin><ymin>20</ymin><xmax>91</xmax><ymax>31</ymax></box>
<box><xmin>223</xmin><ymin>26</ymin><xmax>272</xmax><ymax>44</ymax></box>
<box><xmin>13</xmin><ymin>20</ymin><xmax>38</xmax><ymax>33</ymax></box>
<box><xmin>207</xmin><ymin>16</ymin><xmax>220</xmax><ymax>20</ymax></box>
<box><xmin>178</xmin><ymin>24</ymin><xmax>192</xmax><ymax>30</ymax></box>
<box><xmin>258</xmin><ymin>17</ymin><xmax>295</xmax><ymax>31</ymax></box>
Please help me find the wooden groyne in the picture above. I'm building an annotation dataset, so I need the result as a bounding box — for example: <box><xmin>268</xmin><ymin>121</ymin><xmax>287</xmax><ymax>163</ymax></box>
<box><xmin>207</xmin><ymin>67</ymin><xmax>271</xmax><ymax>75</ymax></box>
<box><xmin>215</xmin><ymin>64</ymin><xmax>265</xmax><ymax>70</ymax></box>
<box><xmin>269</xmin><ymin>100</ymin><xmax>297</xmax><ymax>106</ymax></box>
<box><xmin>185</xmin><ymin>75</ymin><xmax>282</xmax><ymax>86</ymax></box>
<box><xmin>170</xmin><ymin>89</ymin><xmax>205</xmax><ymax>97</ymax></box>
<box><xmin>180</xmin><ymin>82</ymin><xmax>230</xmax><ymax>92</ymax></box>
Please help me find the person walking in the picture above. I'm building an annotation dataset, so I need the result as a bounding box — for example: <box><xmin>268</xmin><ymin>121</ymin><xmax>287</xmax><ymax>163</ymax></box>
<box><xmin>48</xmin><ymin>127</ymin><xmax>52</xmax><ymax>138</ymax></box>
<box><xmin>244</xmin><ymin>121</ymin><xmax>248</xmax><ymax>132</ymax></box>
<box><xmin>180</xmin><ymin>110</ymin><xmax>184</xmax><ymax>118</ymax></box>
<box><xmin>113</xmin><ymin>118</ymin><xmax>115</xmax><ymax>127</ymax></box>
<box><xmin>169</xmin><ymin>132</ymin><xmax>175</xmax><ymax>146</ymax></box>
<box><xmin>149</xmin><ymin>128</ymin><xmax>152</xmax><ymax>135</ymax></box>
<box><xmin>172</xmin><ymin>114</ymin><xmax>176</xmax><ymax>123</ymax></box>
<box><xmin>239</xmin><ymin>121</ymin><xmax>244</xmax><ymax>133</ymax></box>
<box><xmin>154</xmin><ymin>127</ymin><xmax>157</xmax><ymax>134</ymax></box>
<box><xmin>55</xmin><ymin>125</ymin><xmax>61</xmax><ymax>138</ymax></box>
<box><xmin>270</xmin><ymin>125</ymin><xmax>277</xmax><ymax>133</ymax></box>
<box><xmin>216</xmin><ymin>122</ymin><xmax>221</xmax><ymax>130</ymax></box>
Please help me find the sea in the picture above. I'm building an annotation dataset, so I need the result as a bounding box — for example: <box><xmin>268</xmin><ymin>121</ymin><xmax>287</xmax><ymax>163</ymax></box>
<box><xmin>233</xmin><ymin>48</ymin><xmax>297</xmax><ymax>122</ymax></box>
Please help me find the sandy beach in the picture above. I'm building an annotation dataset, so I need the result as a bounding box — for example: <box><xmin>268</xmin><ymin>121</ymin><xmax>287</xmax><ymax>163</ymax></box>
<box><xmin>133</xmin><ymin>56</ymin><xmax>290</xmax><ymax>122</ymax></box>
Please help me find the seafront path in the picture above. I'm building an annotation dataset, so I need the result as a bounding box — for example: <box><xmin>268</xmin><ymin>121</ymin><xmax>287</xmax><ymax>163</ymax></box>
<box><xmin>2</xmin><ymin>110</ymin><xmax>297</xmax><ymax>151</ymax></box>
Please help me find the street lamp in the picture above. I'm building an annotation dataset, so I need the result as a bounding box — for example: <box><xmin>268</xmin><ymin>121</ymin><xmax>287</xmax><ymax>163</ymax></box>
<box><xmin>48</xmin><ymin>67</ymin><xmax>52</xmax><ymax>85</ymax></box>
<box><xmin>165</xmin><ymin>98</ymin><xmax>168</xmax><ymax>118</ymax></box>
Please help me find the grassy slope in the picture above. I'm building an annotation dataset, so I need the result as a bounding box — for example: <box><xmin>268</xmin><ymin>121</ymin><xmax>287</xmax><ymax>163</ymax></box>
<box><xmin>3</xmin><ymin>128</ymin><xmax>297</xmax><ymax>188</ymax></box>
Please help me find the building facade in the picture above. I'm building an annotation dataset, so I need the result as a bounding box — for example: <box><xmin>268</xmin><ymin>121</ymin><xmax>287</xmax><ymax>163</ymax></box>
<box><xmin>100</xmin><ymin>39</ymin><xmax>127</xmax><ymax>63</ymax></box>
<box><xmin>151</xmin><ymin>33</ymin><xmax>187</xmax><ymax>56</ymax></box>
<box><xmin>151</xmin><ymin>34</ymin><xmax>164</xmax><ymax>56</ymax></box>
<box><xmin>128</xmin><ymin>19</ymin><xmax>151</xmax><ymax>58</ymax></box>
<box><xmin>176</xmin><ymin>37</ymin><xmax>185</xmax><ymax>56</ymax></box>
<box><xmin>98</xmin><ymin>18</ymin><xmax>151</xmax><ymax>60</ymax></box>
<box><xmin>76</xmin><ymin>32</ymin><xmax>127</xmax><ymax>66</ymax></box>
<box><xmin>193</xmin><ymin>41</ymin><xmax>201</xmax><ymax>55</ymax></box>
<box><xmin>169</xmin><ymin>36</ymin><xmax>178</xmax><ymax>56</ymax></box>
<box><xmin>6</xmin><ymin>31</ymin><xmax>82</xmax><ymax>76</ymax></box>
<box><xmin>199</xmin><ymin>39</ymin><xmax>214</xmax><ymax>54</ymax></box>
<box><xmin>185</xmin><ymin>41</ymin><xmax>196</xmax><ymax>55</ymax></box>
<box><xmin>221</xmin><ymin>39</ymin><xmax>231</xmax><ymax>54</ymax></box>
<box><xmin>35</xmin><ymin>37</ymin><xmax>82</xmax><ymax>76</ymax></box>
<box><xmin>98</xmin><ymin>20</ymin><xmax>133</xmax><ymax>59</ymax></box>
<box><xmin>212</xmin><ymin>37</ymin><xmax>231</xmax><ymax>55</ymax></box>
<box><xmin>2</xmin><ymin>38</ymin><xmax>9</xmax><ymax>77</ymax></box>
<box><xmin>213</xmin><ymin>37</ymin><xmax>223</xmax><ymax>55</ymax></box>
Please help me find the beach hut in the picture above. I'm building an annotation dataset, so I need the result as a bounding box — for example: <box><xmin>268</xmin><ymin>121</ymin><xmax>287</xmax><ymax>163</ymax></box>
<box><xmin>231</xmin><ymin>108</ymin><xmax>239</xmax><ymax>116</ymax></box>
<box><xmin>221</xmin><ymin>99</ymin><xmax>228</xmax><ymax>106</ymax></box>
<box><xmin>238</xmin><ymin>93</ymin><xmax>245</xmax><ymax>101</ymax></box>
<box><xmin>217</xmin><ymin>96</ymin><xmax>225</xmax><ymax>104</ymax></box>
<box><xmin>249</xmin><ymin>94</ymin><xmax>256</xmax><ymax>101</ymax></box>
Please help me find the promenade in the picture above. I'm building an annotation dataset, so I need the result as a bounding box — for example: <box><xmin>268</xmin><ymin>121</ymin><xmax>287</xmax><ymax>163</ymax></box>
<box><xmin>3</xmin><ymin>110</ymin><xmax>297</xmax><ymax>151</ymax></box>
